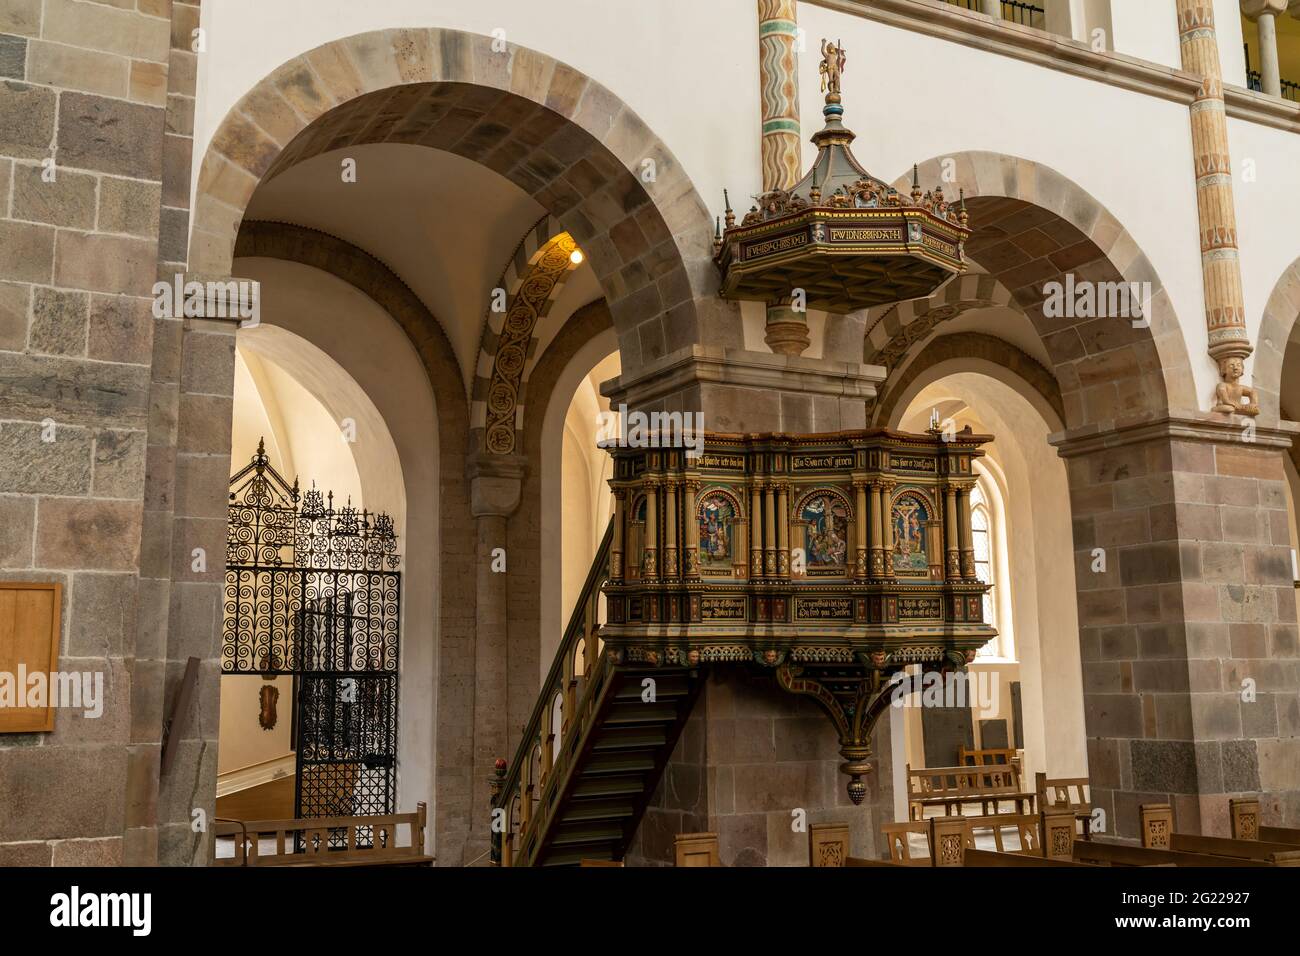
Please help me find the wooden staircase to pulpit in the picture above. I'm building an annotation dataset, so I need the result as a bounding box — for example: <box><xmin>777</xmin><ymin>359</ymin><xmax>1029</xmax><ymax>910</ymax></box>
<box><xmin>491</xmin><ymin>428</ymin><xmax>997</xmax><ymax>866</ymax></box>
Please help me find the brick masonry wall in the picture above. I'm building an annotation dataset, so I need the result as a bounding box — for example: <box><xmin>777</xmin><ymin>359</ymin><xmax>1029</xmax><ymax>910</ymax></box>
<box><xmin>0</xmin><ymin>0</ymin><xmax>187</xmax><ymax>865</ymax></box>
<box><xmin>1067</xmin><ymin>430</ymin><xmax>1300</xmax><ymax>839</ymax></box>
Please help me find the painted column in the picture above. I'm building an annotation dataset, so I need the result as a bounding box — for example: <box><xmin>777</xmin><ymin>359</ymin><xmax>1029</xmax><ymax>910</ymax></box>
<box><xmin>764</xmin><ymin>484</ymin><xmax>778</xmax><ymax>576</ymax></box>
<box><xmin>664</xmin><ymin>479</ymin><xmax>679</xmax><ymax>579</ymax></box>
<box><xmin>880</xmin><ymin>480</ymin><xmax>896</xmax><ymax>579</ymax></box>
<box><xmin>958</xmin><ymin>481</ymin><xmax>977</xmax><ymax>579</ymax></box>
<box><xmin>683</xmin><ymin>480</ymin><xmax>700</xmax><ymax>578</ymax></box>
<box><xmin>750</xmin><ymin>483</ymin><xmax>764</xmax><ymax>578</ymax></box>
<box><xmin>757</xmin><ymin>0</ymin><xmax>809</xmax><ymax>356</ymax></box>
<box><xmin>611</xmin><ymin>489</ymin><xmax>626</xmax><ymax>583</ymax></box>
<box><xmin>945</xmin><ymin>484</ymin><xmax>960</xmax><ymax>581</ymax></box>
<box><xmin>854</xmin><ymin>480</ymin><xmax>869</xmax><ymax>580</ymax></box>
<box><xmin>776</xmin><ymin>483</ymin><xmax>790</xmax><ymax>577</ymax></box>
<box><xmin>1176</xmin><ymin>0</ymin><xmax>1255</xmax><ymax>403</ymax></box>
<box><xmin>644</xmin><ymin>480</ymin><xmax>659</xmax><ymax>579</ymax></box>
<box><xmin>868</xmin><ymin>479</ymin><xmax>883</xmax><ymax>578</ymax></box>
<box><xmin>981</xmin><ymin>0</ymin><xmax>1001</xmax><ymax>18</ymax></box>
<box><xmin>1242</xmin><ymin>1</ymin><xmax>1287</xmax><ymax>97</ymax></box>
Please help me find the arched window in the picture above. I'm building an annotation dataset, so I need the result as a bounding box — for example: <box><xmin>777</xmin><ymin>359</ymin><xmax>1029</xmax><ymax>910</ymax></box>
<box><xmin>970</xmin><ymin>481</ymin><xmax>998</xmax><ymax>657</ymax></box>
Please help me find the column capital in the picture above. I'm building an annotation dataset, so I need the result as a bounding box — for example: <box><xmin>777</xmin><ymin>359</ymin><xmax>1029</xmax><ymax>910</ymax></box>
<box><xmin>466</xmin><ymin>450</ymin><xmax>527</xmax><ymax>518</ymax></box>
<box><xmin>1241</xmin><ymin>0</ymin><xmax>1287</xmax><ymax>19</ymax></box>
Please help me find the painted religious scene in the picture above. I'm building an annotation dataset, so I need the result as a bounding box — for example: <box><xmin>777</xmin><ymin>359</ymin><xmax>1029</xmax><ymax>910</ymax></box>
<box><xmin>697</xmin><ymin>490</ymin><xmax>739</xmax><ymax>574</ymax></box>
<box><xmin>797</xmin><ymin>490</ymin><xmax>851</xmax><ymax>575</ymax></box>
<box><xmin>892</xmin><ymin>490</ymin><xmax>931</xmax><ymax>577</ymax></box>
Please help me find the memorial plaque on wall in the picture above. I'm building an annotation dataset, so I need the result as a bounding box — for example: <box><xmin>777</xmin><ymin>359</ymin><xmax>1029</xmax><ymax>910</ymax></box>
<box><xmin>979</xmin><ymin>719</ymin><xmax>1008</xmax><ymax>750</ymax></box>
<box><xmin>1010</xmin><ymin>681</ymin><xmax>1024</xmax><ymax>749</ymax></box>
<box><xmin>921</xmin><ymin>705</ymin><xmax>974</xmax><ymax>768</ymax></box>
<box><xmin>0</xmin><ymin>582</ymin><xmax>63</xmax><ymax>733</ymax></box>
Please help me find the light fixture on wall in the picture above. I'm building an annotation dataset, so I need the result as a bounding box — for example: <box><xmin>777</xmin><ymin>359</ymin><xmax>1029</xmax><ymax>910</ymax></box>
<box><xmin>569</xmin><ymin>248</ymin><xmax>585</xmax><ymax>265</ymax></box>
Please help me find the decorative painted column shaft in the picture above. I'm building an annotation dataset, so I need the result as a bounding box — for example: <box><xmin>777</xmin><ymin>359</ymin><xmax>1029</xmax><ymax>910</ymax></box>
<box><xmin>611</xmin><ymin>489</ymin><xmax>626</xmax><ymax>583</ymax></box>
<box><xmin>776</xmin><ymin>483</ymin><xmax>790</xmax><ymax>577</ymax></box>
<box><xmin>880</xmin><ymin>480</ymin><xmax>896</xmax><ymax>579</ymax></box>
<box><xmin>683</xmin><ymin>480</ymin><xmax>700</xmax><ymax>578</ymax></box>
<box><xmin>751</xmin><ymin>483</ymin><xmax>764</xmax><ymax>578</ymax></box>
<box><xmin>868</xmin><ymin>479</ymin><xmax>883</xmax><ymax>577</ymax></box>
<box><xmin>958</xmin><ymin>482</ymin><xmax>977</xmax><ymax>579</ymax></box>
<box><xmin>1175</xmin><ymin>0</ymin><xmax>1255</xmax><ymax>407</ymax></box>
<box><xmin>664</xmin><ymin>480</ymin><xmax>679</xmax><ymax>579</ymax></box>
<box><xmin>764</xmin><ymin>484</ymin><xmax>778</xmax><ymax>576</ymax></box>
<box><xmin>945</xmin><ymin>485</ymin><xmax>960</xmax><ymax>580</ymax></box>
<box><xmin>644</xmin><ymin>481</ymin><xmax>659</xmax><ymax>579</ymax></box>
<box><xmin>756</xmin><ymin>0</ymin><xmax>810</xmax><ymax>356</ymax></box>
<box><xmin>854</xmin><ymin>480</ymin><xmax>869</xmax><ymax>580</ymax></box>
<box><xmin>1242</xmin><ymin>1</ymin><xmax>1287</xmax><ymax>97</ymax></box>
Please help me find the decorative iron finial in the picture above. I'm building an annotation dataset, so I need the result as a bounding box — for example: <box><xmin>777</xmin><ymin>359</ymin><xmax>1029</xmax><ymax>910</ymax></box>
<box><xmin>819</xmin><ymin>39</ymin><xmax>846</xmax><ymax>101</ymax></box>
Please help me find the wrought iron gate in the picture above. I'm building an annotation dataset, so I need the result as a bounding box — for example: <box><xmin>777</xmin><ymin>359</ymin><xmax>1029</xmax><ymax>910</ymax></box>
<box><xmin>223</xmin><ymin>440</ymin><xmax>401</xmax><ymax>821</ymax></box>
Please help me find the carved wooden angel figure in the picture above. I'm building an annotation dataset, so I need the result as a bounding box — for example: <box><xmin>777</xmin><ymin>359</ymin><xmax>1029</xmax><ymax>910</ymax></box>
<box><xmin>820</xmin><ymin>39</ymin><xmax>846</xmax><ymax>97</ymax></box>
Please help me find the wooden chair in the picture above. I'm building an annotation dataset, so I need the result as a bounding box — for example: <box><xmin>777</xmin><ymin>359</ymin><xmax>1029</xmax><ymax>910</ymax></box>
<box><xmin>1036</xmin><ymin>771</ymin><xmax>1092</xmax><ymax>839</ymax></box>
<box><xmin>674</xmin><ymin>832</ymin><xmax>721</xmax><ymax>867</ymax></box>
<box><xmin>880</xmin><ymin>820</ymin><xmax>936</xmax><ymax>866</ymax></box>
<box><xmin>808</xmin><ymin>822</ymin><xmax>850</xmax><ymax>868</ymax></box>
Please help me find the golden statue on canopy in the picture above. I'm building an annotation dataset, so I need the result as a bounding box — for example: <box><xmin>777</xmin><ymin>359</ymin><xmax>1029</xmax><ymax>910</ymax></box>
<box><xmin>820</xmin><ymin>39</ymin><xmax>846</xmax><ymax>97</ymax></box>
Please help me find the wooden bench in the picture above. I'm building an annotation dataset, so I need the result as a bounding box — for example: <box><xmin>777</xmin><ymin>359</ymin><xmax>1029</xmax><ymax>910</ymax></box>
<box><xmin>1141</xmin><ymin>803</ymin><xmax>1300</xmax><ymax>867</ymax></box>
<box><xmin>212</xmin><ymin>803</ymin><xmax>431</xmax><ymax>867</ymax></box>
<box><xmin>1230</xmin><ymin>796</ymin><xmax>1300</xmax><ymax>846</ymax></box>
<box><xmin>906</xmin><ymin>763</ymin><xmax>1036</xmax><ymax>819</ymax></box>
<box><xmin>1036</xmin><ymin>772</ymin><xmax>1093</xmax><ymax>839</ymax></box>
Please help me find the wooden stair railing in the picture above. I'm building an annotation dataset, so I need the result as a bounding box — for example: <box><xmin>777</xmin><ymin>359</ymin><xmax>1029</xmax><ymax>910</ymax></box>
<box><xmin>489</xmin><ymin>520</ymin><xmax>706</xmax><ymax>866</ymax></box>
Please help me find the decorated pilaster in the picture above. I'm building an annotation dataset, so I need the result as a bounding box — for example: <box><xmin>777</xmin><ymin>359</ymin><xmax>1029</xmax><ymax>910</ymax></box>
<box><xmin>757</xmin><ymin>1</ymin><xmax>808</xmax><ymax>355</ymax></box>
<box><xmin>1175</xmin><ymin>0</ymin><xmax>1256</xmax><ymax>414</ymax></box>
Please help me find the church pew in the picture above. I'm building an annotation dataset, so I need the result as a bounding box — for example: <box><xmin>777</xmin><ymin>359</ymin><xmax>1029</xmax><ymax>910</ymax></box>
<box><xmin>1073</xmin><ymin>839</ymin><xmax>1261</xmax><ymax>868</ymax></box>
<box><xmin>1229</xmin><ymin>797</ymin><xmax>1300</xmax><ymax>846</ymax></box>
<box><xmin>1140</xmin><ymin>804</ymin><xmax>1300</xmax><ymax>866</ymax></box>
<box><xmin>906</xmin><ymin>763</ymin><xmax>1036</xmax><ymax>819</ymax></box>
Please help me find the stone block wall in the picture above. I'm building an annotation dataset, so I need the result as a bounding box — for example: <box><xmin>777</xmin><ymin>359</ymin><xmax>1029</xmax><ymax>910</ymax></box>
<box><xmin>0</xmin><ymin>0</ymin><xmax>205</xmax><ymax>866</ymax></box>
<box><xmin>0</xmin><ymin>0</ymin><xmax>183</xmax><ymax>865</ymax></box>
<box><xmin>627</xmin><ymin>668</ymin><xmax>892</xmax><ymax>866</ymax></box>
<box><xmin>1064</xmin><ymin>425</ymin><xmax>1300</xmax><ymax>839</ymax></box>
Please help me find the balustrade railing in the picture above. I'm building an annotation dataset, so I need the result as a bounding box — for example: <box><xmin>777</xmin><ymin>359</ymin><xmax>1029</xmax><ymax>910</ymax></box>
<box><xmin>947</xmin><ymin>0</ymin><xmax>1045</xmax><ymax>30</ymax></box>
<box><xmin>489</xmin><ymin>518</ymin><xmax>614</xmax><ymax>866</ymax></box>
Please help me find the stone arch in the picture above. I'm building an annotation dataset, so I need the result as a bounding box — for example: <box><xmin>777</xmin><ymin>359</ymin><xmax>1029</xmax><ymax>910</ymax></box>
<box><xmin>231</xmin><ymin>219</ymin><xmax>475</xmax><ymax>864</ymax></box>
<box><xmin>863</xmin><ymin>272</ymin><xmax>1013</xmax><ymax>372</ymax></box>
<box><xmin>872</xmin><ymin>331</ymin><xmax>1066</xmax><ymax>432</ymax></box>
<box><xmin>192</xmin><ymin>28</ymin><xmax>718</xmax><ymax>374</ymax></box>
<box><xmin>1250</xmin><ymin>255</ymin><xmax>1300</xmax><ymax>421</ymax></box>
<box><xmin>886</xmin><ymin>152</ymin><xmax>1197</xmax><ymax>429</ymax></box>
<box><xmin>472</xmin><ymin>218</ymin><xmax>583</xmax><ymax>456</ymax></box>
